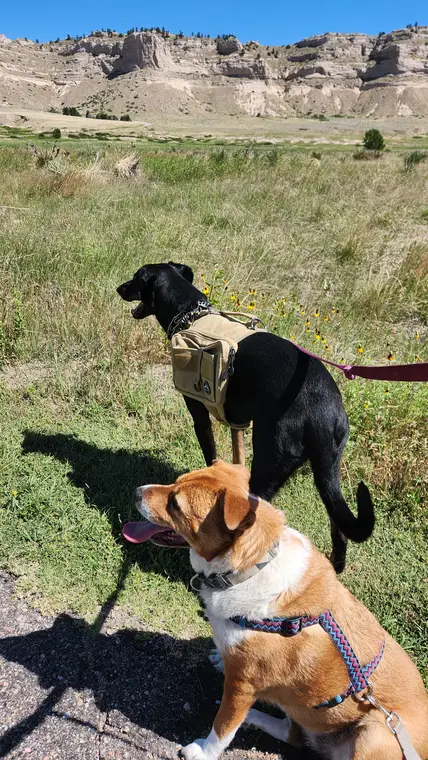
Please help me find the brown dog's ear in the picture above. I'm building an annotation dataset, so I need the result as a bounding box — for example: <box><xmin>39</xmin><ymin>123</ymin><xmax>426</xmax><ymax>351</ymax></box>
<box><xmin>168</xmin><ymin>262</ymin><xmax>194</xmax><ymax>283</ymax></box>
<box><xmin>212</xmin><ymin>459</ymin><xmax>250</xmax><ymax>484</ymax></box>
<box><xmin>220</xmin><ymin>488</ymin><xmax>257</xmax><ymax>532</ymax></box>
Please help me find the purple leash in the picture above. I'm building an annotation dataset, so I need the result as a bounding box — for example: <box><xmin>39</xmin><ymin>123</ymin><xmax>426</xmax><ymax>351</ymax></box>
<box><xmin>292</xmin><ymin>343</ymin><xmax>428</xmax><ymax>382</ymax></box>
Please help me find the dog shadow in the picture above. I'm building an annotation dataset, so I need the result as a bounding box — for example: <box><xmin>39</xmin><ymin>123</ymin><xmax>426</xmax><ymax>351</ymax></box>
<box><xmin>0</xmin><ymin>609</ymin><xmax>317</xmax><ymax>759</ymax></box>
<box><xmin>21</xmin><ymin>430</ymin><xmax>193</xmax><ymax>585</ymax></box>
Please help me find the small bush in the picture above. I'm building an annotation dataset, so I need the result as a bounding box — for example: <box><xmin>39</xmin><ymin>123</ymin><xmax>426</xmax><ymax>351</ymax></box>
<box><xmin>120</xmin><ymin>114</ymin><xmax>132</xmax><ymax>121</ymax></box>
<box><xmin>353</xmin><ymin>149</ymin><xmax>382</xmax><ymax>161</ymax></box>
<box><xmin>52</xmin><ymin>128</ymin><xmax>61</xmax><ymax>139</ymax></box>
<box><xmin>62</xmin><ymin>106</ymin><xmax>81</xmax><ymax>117</ymax></box>
<box><xmin>363</xmin><ymin>129</ymin><xmax>385</xmax><ymax>151</ymax></box>
<box><xmin>404</xmin><ymin>151</ymin><xmax>427</xmax><ymax>172</ymax></box>
<box><xmin>311</xmin><ymin>151</ymin><xmax>322</xmax><ymax>160</ymax></box>
<box><xmin>265</xmin><ymin>148</ymin><xmax>280</xmax><ymax>166</ymax></box>
<box><xmin>210</xmin><ymin>149</ymin><xmax>227</xmax><ymax>166</ymax></box>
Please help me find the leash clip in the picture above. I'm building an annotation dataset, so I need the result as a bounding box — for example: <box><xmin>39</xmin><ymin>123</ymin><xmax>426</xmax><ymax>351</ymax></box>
<box><xmin>386</xmin><ymin>711</ymin><xmax>402</xmax><ymax>735</ymax></box>
<box><xmin>355</xmin><ymin>683</ymin><xmax>422</xmax><ymax>759</ymax></box>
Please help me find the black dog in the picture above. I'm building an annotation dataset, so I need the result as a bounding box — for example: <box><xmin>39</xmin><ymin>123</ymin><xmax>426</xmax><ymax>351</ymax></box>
<box><xmin>117</xmin><ymin>262</ymin><xmax>374</xmax><ymax>572</ymax></box>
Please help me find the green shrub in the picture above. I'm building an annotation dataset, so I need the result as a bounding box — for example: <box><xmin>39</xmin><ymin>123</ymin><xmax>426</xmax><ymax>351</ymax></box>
<box><xmin>404</xmin><ymin>151</ymin><xmax>427</xmax><ymax>172</ymax></box>
<box><xmin>363</xmin><ymin>129</ymin><xmax>385</xmax><ymax>151</ymax></box>
<box><xmin>52</xmin><ymin>128</ymin><xmax>61</xmax><ymax>139</ymax></box>
<box><xmin>62</xmin><ymin>106</ymin><xmax>81</xmax><ymax>117</ymax></box>
<box><xmin>265</xmin><ymin>148</ymin><xmax>280</xmax><ymax>166</ymax></box>
<box><xmin>120</xmin><ymin>114</ymin><xmax>132</xmax><ymax>121</ymax></box>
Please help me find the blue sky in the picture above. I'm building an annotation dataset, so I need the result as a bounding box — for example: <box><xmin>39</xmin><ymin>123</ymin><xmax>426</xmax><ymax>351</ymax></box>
<box><xmin>2</xmin><ymin>0</ymin><xmax>426</xmax><ymax>46</ymax></box>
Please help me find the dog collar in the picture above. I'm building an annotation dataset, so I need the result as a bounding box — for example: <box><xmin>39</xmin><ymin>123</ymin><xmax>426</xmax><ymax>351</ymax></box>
<box><xmin>190</xmin><ymin>541</ymin><xmax>280</xmax><ymax>592</ymax></box>
<box><xmin>231</xmin><ymin>610</ymin><xmax>385</xmax><ymax>710</ymax></box>
<box><xmin>167</xmin><ymin>301</ymin><xmax>215</xmax><ymax>340</ymax></box>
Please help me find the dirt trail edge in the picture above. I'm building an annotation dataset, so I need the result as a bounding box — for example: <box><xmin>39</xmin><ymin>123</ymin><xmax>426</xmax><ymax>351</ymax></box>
<box><xmin>0</xmin><ymin>571</ymin><xmax>319</xmax><ymax>759</ymax></box>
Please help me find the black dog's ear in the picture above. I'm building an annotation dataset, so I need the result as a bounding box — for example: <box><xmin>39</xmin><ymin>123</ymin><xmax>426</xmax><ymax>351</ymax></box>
<box><xmin>168</xmin><ymin>262</ymin><xmax>194</xmax><ymax>284</ymax></box>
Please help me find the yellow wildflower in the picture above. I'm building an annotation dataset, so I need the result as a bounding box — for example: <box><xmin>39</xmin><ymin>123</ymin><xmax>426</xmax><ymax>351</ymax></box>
<box><xmin>281</xmin><ymin>310</ymin><xmax>287</xmax><ymax>317</ymax></box>
<box><xmin>315</xmin><ymin>334</ymin><xmax>321</xmax><ymax>341</ymax></box>
<box><xmin>415</xmin><ymin>332</ymin><xmax>420</xmax><ymax>340</ymax></box>
<box><xmin>357</xmin><ymin>345</ymin><xmax>364</xmax><ymax>354</ymax></box>
<box><xmin>305</xmin><ymin>320</ymin><xmax>311</xmax><ymax>327</ymax></box>
<box><xmin>202</xmin><ymin>286</ymin><xmax>210</xmax><ymax>296</ymax></box>
<box><xmin>321</xmin><ymin>337</ymin><xmax>326</xmax><ymax>344</ymax></box>
<box><xmin>324</xmin><ymin>345</ymin><xmax>330</xmax><ymax>352</ymax></box>
<box><xmin>415</xmin><ymin>355</ymin><xmax>421</xmax><ymax>362</ymax></box>
<box><xmin>364</xmin><ymin>402</ymin><xmax>369</xmax><ymax>409</ymax></box>
<box><xmin>387</xmin><ymin>352</ymin><xmax>395</xmax><ymax>362</ymax></box>
<box><xmin>229</xmin><ymin>293</ymin><xmax>236</xmax><ymax>302</ymax></box>
<box><xmin>11</xmin><ymin>490</ymin><xmax>17</xmax><ymax>497</ymax></box>
<box><xmin>289</xmin><ymin>334</ymin><xmax>295</xmax><ymax>341</ymax></box>
<box><xmin>248</xmin><ymin>301</ymin><xmax>256</xmax><ymax>311</ymax></box>
<box><xmin>306</xmin><ymin>327</ymin><xmax>311</xmax><ymax>333</ymax></box>
<box><xmin>324</xmin><ymin>315</ymin><xmax>329</xmax><ymax>322</ymax></box>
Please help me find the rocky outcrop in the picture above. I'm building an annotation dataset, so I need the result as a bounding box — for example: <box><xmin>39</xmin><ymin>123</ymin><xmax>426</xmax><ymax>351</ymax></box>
<box><xmin>296</xmin><ymin>35</ymin><xmax>328</xmax><ymax>48</ymax></box>
<box><xmin>216</xmin><ymin>37</ymin><xmax>243</xmax><ymax>55</ymax></box>
<box><xmin>60</xmin><ymin>39</ymin><xmax>122</xmax><ymax>57</ymax></box>
<box><xmin>216</xmin><ymin>58</ymin><xmax>271</xmax><ymax>79</ymax></box>
<box><xmin>362</xmin><ymin>33</ymin><xmax>428</xmax><ymax>80</ymax></box>
<box><xmin>111</xmin><ymin>32</ymin><xmax>174</xmax><ymax>74</ymax></box>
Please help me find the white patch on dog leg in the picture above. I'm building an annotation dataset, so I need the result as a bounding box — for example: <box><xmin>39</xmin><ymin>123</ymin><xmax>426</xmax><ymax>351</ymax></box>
<box><xmin>244</xmin><ymin>708</ymin><xmax>291</xmax><ymax>742</ymax></box>
<box><xmin>181</xmin><ymin>728</ymin><xmax>236</xmax><ymax>760</ymax></box>
<box><xmin>208</xmin><ymin>648</ymin><xmax>224</xmax><ymax>673</ymax></box>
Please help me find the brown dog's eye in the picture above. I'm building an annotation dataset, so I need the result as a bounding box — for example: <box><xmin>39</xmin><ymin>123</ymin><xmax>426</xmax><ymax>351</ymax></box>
<box><xmin>166</xmin><ymin>493</ymin><xmax>180</xmax><ymax>514</ymax></box>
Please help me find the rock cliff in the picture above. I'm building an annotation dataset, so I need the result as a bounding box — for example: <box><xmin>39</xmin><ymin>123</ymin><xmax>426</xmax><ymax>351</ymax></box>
<box><xmin>1</xmin><ymin>26</ymin><xmax>428</xmax><ymax>119</ymax></box>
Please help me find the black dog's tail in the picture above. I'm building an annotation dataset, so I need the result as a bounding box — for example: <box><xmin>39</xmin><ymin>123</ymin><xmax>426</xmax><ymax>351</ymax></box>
<box><xmin>315</xmin><ymin>475</ymin><xmax>375</xmax><ymax>543</ymax></box>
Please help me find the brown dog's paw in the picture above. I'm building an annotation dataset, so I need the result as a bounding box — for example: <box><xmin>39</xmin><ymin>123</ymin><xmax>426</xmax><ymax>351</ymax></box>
<box><xmin>180</xmin><ymin>740</ymin><xmax>207</xmax><ymax>760</ymax></box>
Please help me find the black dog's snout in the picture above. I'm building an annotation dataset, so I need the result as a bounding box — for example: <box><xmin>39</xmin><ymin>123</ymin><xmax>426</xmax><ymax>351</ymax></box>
<box><xmin>117</xmin><ymin>281</ymin><xmax>136</xmax><ymax>301</ymax></box>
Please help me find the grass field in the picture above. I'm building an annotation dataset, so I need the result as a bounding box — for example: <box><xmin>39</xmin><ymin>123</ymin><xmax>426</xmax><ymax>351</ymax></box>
<box><xmin>0</xmin><ymin>134</ymin><xmax>427</xmax><ymax>682</ymax></box>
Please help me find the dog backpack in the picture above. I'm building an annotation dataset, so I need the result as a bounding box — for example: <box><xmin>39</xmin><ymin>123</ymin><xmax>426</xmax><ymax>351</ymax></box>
<box><xmin>171</xmin><ymin>312</ymin><xmax>266</xmax><ymax>428</ymax></box>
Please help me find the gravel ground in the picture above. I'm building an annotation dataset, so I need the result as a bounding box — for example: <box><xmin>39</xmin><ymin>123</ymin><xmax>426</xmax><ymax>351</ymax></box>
<box><xmin>0</xmin><ymin>571</ymin><xmax>318</xmax><ymax>760</ymax></box>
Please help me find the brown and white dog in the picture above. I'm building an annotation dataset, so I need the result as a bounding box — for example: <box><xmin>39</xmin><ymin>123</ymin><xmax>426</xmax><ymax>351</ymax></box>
<box><xmin>124</xmin><ymin>461</ymin><xmax>428</xmax><ymax>760</ymax></box>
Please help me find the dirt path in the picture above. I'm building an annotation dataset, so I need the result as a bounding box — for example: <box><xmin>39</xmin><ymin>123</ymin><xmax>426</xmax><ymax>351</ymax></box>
<box><xmin>0</xmin><ymin>571</ymin><xmax>318</xmax><ymax>760</ymax></box>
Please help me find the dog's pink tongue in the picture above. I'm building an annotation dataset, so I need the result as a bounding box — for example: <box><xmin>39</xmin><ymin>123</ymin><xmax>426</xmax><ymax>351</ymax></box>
<box><xmin>122</xmin><ymin>522</ymin><xmax>169</xmax><ymax>544</ymax></box>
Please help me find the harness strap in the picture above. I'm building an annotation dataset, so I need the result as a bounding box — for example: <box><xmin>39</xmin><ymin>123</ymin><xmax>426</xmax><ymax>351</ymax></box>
<box><xmin>230</xmin><ymin>610</ymin><xmax>385</xmax><ymax>710</ymax></box>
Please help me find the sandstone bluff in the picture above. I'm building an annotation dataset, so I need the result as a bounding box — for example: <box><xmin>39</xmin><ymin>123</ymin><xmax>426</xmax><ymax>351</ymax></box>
<box><xmin>1</xmin><ymin>26</ymin><xmax>428</xmax><ymax>119</ymax></box>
